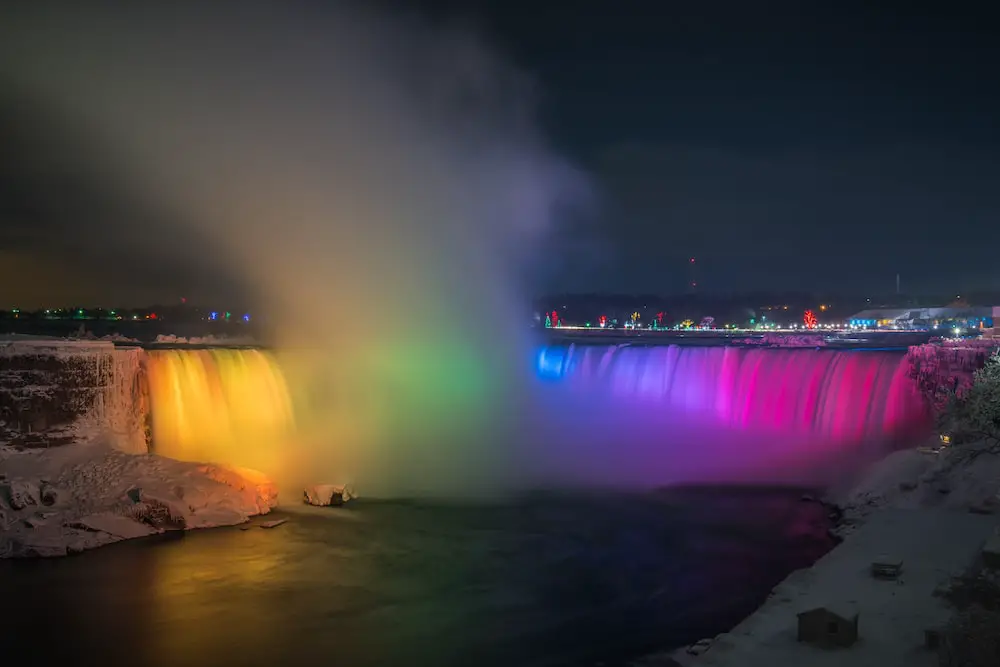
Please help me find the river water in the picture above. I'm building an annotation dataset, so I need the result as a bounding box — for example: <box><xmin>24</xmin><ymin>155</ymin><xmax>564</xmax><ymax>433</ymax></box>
<box><xmin>0</xmin><ymin>487</ymin><xmax>834</xmax><ymax>667</ymax></box>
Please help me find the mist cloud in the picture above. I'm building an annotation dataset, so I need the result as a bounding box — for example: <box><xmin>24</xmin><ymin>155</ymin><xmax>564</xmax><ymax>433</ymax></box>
<box><xmin>0</xmin><ymin>1</ymin><xmax>588</xmax><ymax>495</ymax></box>
<box><xmin>1</xmin><ymin>2</ymin><xmax>585</xmax><ymax>304</ymax></box>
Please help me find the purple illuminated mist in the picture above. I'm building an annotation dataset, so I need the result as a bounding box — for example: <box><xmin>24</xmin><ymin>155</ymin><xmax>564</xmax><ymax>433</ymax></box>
<box><xmin>530</xmin><ymin>344</ymin><xmax>932</xmax><ymax>489</ymax></box>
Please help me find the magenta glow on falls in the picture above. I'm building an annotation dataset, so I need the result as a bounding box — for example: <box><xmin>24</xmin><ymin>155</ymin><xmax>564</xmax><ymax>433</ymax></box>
<box><xmin>531</xmin><ymin>344</ymin><xmax>933</xmax><ymax>488</ymax></box>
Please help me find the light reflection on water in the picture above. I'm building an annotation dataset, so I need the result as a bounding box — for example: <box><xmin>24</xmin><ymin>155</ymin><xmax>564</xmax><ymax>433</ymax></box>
<box><xmin>0</xmin><ymin>489</ymin><xmax>834</xmax><ymax>667</ymax></box>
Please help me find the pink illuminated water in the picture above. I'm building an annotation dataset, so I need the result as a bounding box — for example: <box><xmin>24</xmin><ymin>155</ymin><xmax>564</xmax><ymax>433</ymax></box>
<box><xmin>532</xmin><ymin>344</ymin><xmax>932</xmax><ymax>488</ymax></box>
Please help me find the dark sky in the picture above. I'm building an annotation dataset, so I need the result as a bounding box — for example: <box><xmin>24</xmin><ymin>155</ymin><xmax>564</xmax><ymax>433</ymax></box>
<box><xmin>419</xmin><ymin>0</ymin><xmax>1000</xmax><ymax>296</ymax></box>
<box><xmin>2</xmin><ymin>1</ymin><xmax>998</xmax><ymax>306</ymax></box>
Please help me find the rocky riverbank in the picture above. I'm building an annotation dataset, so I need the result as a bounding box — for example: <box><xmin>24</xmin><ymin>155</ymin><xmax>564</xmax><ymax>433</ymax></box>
<box><xmin>634</xmin><ymin>440</ymin><xmax>1000</xmax><ymax>667</ymax></box>
<box><xmin>1</xmin><ymin>440</ymin><xmax>278</xmax><ymax>558</ymax></box>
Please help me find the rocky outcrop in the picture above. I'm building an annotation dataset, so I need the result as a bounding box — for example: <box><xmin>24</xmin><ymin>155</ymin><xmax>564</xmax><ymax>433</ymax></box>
<box><xmin>115</xmin><ymin>488</ymin><xmax>189</xmax><ymax>529</ymax></box>
<box><xmin>905</xmin><ymin>339</ymin><xmax>999</xmax><ymax>412</ymax></box>
<box><xmin>0</xmin><ymin>448</ymin><xmax>280</xmax><ymax>558</ymax></box>
<box><xmin>0</xmin><ymin>338</ymin><xmax>285</xmax><ymax>558</ymax></box>
<box><xmin>198</xmin><ymin>465</ymin><xmax>280</xmax><ymax>516</ymax></box>
<box><xmin>2</xmin><ymin>479</ymin><xmax>41</xmax><ymax>510</ymax></box>
<box><xmin>304</xmin><ymin>483</ymin><xmax>355</xmax><ymax>506</ymax></box>
<box><xmin>0</xmin><ymin>339</ymin><xmax>148</xmax><ymax>454</ymax></box>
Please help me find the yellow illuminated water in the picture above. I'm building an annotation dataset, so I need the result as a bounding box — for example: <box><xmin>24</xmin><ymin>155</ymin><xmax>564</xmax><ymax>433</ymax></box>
<box><xmin>145</xmin><ymin>349</ymin><xmax>296</xmax><ymax>479</ymax></box>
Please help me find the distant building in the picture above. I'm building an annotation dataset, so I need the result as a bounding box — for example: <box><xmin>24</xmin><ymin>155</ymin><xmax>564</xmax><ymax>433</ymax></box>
<box><xmin>797</xmin><ymin>604</ymin><xmax>860</xmax><ymax>649</ymax></box>
<box><xmin>847</xmin><ymin>306</ymin><xmax>994</xmax><ymax>330</ymax></box>
<box><xmin>986</xmin><ymin>307</ymin><xmax>1000</xmax><ymax>339</ymax></box>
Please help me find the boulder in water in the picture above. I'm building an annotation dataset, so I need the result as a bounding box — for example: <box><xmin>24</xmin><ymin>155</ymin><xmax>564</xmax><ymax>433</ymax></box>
<box><xmin>303</xmin><ymin>484</ymin><xmax>355</xmax><ymax>507</ymax></box>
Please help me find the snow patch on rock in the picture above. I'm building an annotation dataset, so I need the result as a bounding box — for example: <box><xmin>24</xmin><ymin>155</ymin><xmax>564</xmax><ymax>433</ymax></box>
<box><xmin>2</xmin><ymin>479</ymin><xmax>41</xmax><ymax>510</ymax></box>
<box><xmin>153</xmin><ymin>334</ymin><xmax>258</xmax><ymax>346</ymax></box>
<box><xmin>827</xmin><ymin>441</ymin><xmax>1000</xmax><ymax>537</ymax></box>
<box><xmin>0</xmin><ymin>443</ymin><xmax>279</xmax><ymax>558</ymax></box>
<box><xmin>636</xmin><ymin>442</ymin><xmax>1000</xmax><ymax>667</ymax></box>
<box><xmin>303</xmin><ymin>483</ymin><xmax>355</xmax><ymax>506</ymax></box>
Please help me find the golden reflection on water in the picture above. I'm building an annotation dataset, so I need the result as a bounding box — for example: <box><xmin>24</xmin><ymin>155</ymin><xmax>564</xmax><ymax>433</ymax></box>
<box><xmin>142</xmin><ymin>527</ymin><xmax>301</xmax><ymax>662</ymax></box>
<box><xmin>140</xmin><ymin>517</ymin><xmax>376</xmax><ymax>665</ymax></box>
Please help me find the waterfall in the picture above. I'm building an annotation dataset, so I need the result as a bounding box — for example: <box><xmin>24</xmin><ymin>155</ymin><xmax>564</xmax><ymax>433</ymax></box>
<box><xmin>532</xmin><ymin>344</ymin><xmax>933</xmax><ymax>487</ymax></box>
<box><xmin>143</xmin><ymin>349</ymin><xmax>295</xmax><ymax>474</ymax></box>
<box><xmin>127</xmin><ymin>343</ymin><xmax>934</xmax><ymax>492</ymax></box>
<box><xmin>537</xmin><ymin>344</ymin><xmax>929</xmax><ymax>442</ymax></box>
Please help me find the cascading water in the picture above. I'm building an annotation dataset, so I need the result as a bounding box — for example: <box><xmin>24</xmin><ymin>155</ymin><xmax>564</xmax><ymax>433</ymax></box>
<box><xmin>140</xmin><ymin>343</ymin><xmax>523</xmax><ymax>497</ymax></box>
<box><xmin>144</xmin><ymin>349</ymin><xmax>296</xmax><ymax>478</ymax></box>
<box><xmin>531</xmin><ymin>343</ymin><xmax>932</xmax><ymax>488</ymax></box>
<box><xmin>537</xmin><ymin>344</ymin><xmax>928</xmax><ymax>441</ymax></box>
<box><xmin>140</xmin><ymin>342</ymin><xmax>933</xmax><ymax>495</ymax></box>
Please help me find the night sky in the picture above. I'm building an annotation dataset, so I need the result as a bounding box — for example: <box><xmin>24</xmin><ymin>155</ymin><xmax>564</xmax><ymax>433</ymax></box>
<box><xmin>2</xmin><ymin>1</ymin><xmax>998</xmax><ymax>306</ymax></box>
<box><xmin>462</xmin><ymin>0</ymin><xmax>1000</xmax><ymax>295</ymax></box>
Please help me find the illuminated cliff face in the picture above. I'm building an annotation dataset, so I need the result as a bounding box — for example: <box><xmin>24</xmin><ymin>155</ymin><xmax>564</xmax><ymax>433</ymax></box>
<box><xmin>144</xmin><ymin>349</ymin><xmax>296</xmax><ymax>481</ymax></box>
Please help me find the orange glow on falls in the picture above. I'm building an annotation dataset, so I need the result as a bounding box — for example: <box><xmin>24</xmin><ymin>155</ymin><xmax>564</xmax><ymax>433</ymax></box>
<box><xmin>145</xmin><ymin>349</ymin><xmax>296</xmax><ymax>481</ymax></box>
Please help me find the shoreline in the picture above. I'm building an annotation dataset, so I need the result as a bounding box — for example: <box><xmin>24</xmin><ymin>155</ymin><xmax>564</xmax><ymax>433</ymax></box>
<box><xmin>633</xmin><ymin>442</ymin><xmax>1000</xmax><ymax>667</ymax></box>
<box><xmin>1</xmin><ymin>442</ymin><xmax>277</xmax><ymax>558</ymax></box>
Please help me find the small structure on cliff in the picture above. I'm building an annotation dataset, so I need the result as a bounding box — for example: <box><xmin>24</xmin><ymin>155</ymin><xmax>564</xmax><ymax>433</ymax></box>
<box><xmin>797</xmin><ymin>604</ymin><xmax>860</xmax><ymax>649</ymax></box>
<box><xmin>871</xmin><ymin>555</ymin><xmax>904</xmax><ymax>580</ymax></box>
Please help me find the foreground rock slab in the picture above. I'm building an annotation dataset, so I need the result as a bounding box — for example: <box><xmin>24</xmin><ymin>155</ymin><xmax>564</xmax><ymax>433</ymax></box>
<box><xmin>1</xmin><ymin>444</ymin><xmax>279</xmax><ymax>558</ymax></box>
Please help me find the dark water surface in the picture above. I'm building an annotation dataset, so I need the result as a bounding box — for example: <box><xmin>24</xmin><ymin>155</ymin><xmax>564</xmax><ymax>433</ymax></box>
<box><xmin>0</xmin><ymin>488</ymin><xmax>834</xmax><ymax>667</ymax></box>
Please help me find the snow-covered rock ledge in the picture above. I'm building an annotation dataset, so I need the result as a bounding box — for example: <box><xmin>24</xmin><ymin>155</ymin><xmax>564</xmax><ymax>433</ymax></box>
<box><xmin>633</xmin><ymin>441</ymin><xmax>1000</xmax><ymax>667</ymax></box>
<box><xmin>827</xmin><ymin>440</ymin><xmax>1000</xmax><ymax>538</ymax></box>
<box><xmin>152</xmin><ymin>334</ymin><xmax>259</xmax><ymax>346</ymax></box>
<box><xmin>0</xmin><ymin>444</ymin><xmax>278</xmax><ymax>558</ymax></box>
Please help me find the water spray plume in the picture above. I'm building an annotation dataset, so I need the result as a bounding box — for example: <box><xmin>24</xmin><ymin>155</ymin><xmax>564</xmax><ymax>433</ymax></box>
<box><xmin>1</xmin><ymin>4</ymin><xmax>928</xmax><ymax>500</ymax></box>
<box><xmin>0</xmin><ymin>3</ymin><xmax>588</xmax><ymax>497</ymax></box>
